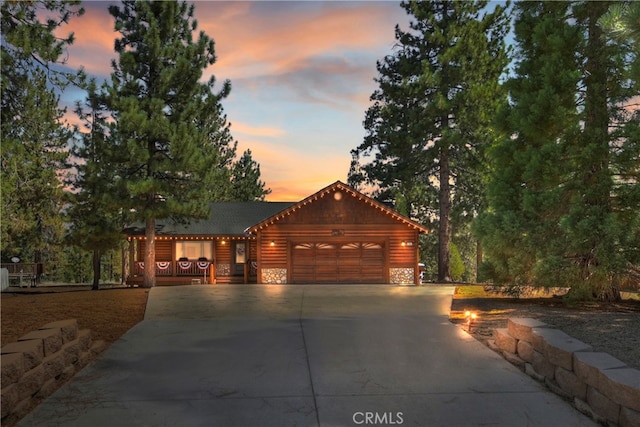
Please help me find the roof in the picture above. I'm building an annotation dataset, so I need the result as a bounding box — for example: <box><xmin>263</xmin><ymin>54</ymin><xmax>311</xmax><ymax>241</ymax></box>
<box><xmin>247</xmin><ymin>181</ymin><xmax>430</xmax><ymax>234</ymax></box>
<box><xmin>123</xmin><ymin>202</ymin><xmax>295</xmax><ymax>236</ymax></box>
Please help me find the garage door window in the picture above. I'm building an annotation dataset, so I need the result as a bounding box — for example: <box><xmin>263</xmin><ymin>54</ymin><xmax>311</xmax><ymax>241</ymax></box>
<box><xmin>317</xmin><ymin>243</ymin><xmax>336</xmax><ymax>250</ymax></box>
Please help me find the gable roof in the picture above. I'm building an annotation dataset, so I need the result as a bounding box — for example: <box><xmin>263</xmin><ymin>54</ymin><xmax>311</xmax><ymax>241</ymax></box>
<box><xmin>246</xmin><ymin>181</ymin><xmax>429</xmax><ymax>234</ymax></box>
<box><xmin>123</xmin><ymin>202</ymin><xmax>295</xmax><ymax>237</ymax></box>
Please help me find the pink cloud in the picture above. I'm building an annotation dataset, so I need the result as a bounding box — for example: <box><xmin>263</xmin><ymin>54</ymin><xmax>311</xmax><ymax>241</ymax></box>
<box><xmin>199</xmin><ymin>2</ymin><xmax>403</xmax><ymax>81</ymax></box>
<box><xmin>54</xmin><ymin>3</ymin><xmax>116</xmax><ymax>78</ymax></box>
<box><xmin>231</xmin><ymin>122</ymin><xmax>286</xmax><ymax>138</ymax></box>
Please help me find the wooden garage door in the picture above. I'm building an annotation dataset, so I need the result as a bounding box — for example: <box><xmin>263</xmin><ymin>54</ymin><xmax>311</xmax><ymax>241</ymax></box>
<box><xmin>291</xmin><ymin>242</ymin><xmax>385</xmax><ymax>284</ymax></box>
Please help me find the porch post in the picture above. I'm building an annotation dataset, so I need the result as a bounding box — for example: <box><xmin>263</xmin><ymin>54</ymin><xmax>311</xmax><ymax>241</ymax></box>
<box><xmin>256</xmin><ymin>234</ymin><xmax>262</xmax><ymax>284</ymax></box>
<box><xmin>414</xmin><ymin>232</ymin><xmax>420</xmax><ymax>285</ymax></box>
<box><xmin>128</xmin><ymin>238</ymin><xmax>135</xmax><ymax>285</ymax></box>
<box><xmin>212</xmin><ymin>239</ymin><xmax>217</xmax><ymax>284</ymax></box>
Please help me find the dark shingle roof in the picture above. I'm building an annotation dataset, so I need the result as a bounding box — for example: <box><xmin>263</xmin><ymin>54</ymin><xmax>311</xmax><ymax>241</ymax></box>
<box><xmin>123</xmin><ymin>202</ymin><xmax>295</xmax><ymax>236</ymax></box>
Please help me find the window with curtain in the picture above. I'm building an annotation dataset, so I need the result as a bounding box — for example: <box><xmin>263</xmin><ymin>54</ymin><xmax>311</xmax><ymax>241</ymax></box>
<box><xmin>175</xmin><ymin>241</ymin><xmax>212</xmax><ymax>260</ymax></box>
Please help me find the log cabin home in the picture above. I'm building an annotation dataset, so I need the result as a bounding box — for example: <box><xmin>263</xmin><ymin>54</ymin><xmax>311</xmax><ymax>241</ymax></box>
<box><xmin>124</xmin><ymin>181</ymin><xmax>429</xmax><ymax>285</ymax></box>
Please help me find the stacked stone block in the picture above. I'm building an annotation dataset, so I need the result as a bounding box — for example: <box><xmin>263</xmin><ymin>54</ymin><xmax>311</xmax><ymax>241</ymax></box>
<box><xmin>493</xmin><ymin>318</ymin><xmax>640</xmax><ymax>427</ymax></box>
<box><xmin>0</xmin><ymin>319</ymin><xmax>105</xmax><ymax>425</ymax></box>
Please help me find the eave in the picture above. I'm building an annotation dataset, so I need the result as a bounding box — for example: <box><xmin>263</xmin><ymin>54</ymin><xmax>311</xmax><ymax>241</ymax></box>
<box><xmin>246</xmin><ymin>181</ymin><xmax>430</xmax><ymax>235</ymax></box>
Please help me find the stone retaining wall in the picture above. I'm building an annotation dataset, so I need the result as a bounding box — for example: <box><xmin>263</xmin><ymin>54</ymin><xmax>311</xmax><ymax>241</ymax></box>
<box><xmin>492</xmin><ymin>318</ymin><xmax>640</xmax><ymax>427</ymax></box>
<box><xmin>0</xmin><ymin>319</ymin><xmax>105</xmax><ymax>425</ymax></box>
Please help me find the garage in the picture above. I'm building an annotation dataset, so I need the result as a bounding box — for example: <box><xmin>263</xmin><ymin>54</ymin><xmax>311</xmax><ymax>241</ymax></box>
<box><xmin>248</xmin><ymin>181</ymin><xmax>430</xmax><ymax>285</ymax></box>
<box><xmin>291</xmin><ymin>242</ymin><xmax>385</xmax><ymax>284</ymax></box>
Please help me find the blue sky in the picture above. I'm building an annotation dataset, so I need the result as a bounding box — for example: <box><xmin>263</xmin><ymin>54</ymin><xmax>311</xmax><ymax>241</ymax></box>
<box><xmin>59</xmin><ymin>1</ymin><xmax>413</xmax><ymax>200</ymax></box>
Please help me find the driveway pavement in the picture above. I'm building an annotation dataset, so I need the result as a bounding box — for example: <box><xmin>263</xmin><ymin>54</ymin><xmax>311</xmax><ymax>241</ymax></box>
<box><xmin>20</xmin><ymin>285</ymin><xmax>595</xmax><ymax>426</ymax></box>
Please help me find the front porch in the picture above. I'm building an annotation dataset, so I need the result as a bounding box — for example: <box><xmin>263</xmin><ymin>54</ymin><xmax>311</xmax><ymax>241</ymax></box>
<box><xmin>126</xmin><ymin>260</ymin><xmax>258</xmax><ymax>286</ymax></box>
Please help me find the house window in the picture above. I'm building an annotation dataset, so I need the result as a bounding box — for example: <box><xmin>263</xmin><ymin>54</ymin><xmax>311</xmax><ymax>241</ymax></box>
<box><xmin>175</xmin><ymin>241</ymin><xmax>212</xmax><ymax>260</ymax></box>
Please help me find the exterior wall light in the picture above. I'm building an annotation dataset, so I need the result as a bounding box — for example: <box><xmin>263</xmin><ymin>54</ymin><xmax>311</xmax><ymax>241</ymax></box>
<box><xmin>270</xmin><ymin>241</ymin><xmax>275</xmax><ymax>247</ymax></box>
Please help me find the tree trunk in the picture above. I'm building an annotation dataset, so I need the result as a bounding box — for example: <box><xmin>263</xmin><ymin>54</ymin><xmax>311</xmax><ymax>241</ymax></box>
<box><xmin>476</xmin><ymin>240</ymin><xmax>483</xmax><ymax>283</ymax></box>
<box><xmin>144</xmin><ymin>217</ymin><xmax>156</xmax><ymax>288</ymax></box>
<box><xmin>581</xmin><ymin>3</ymin><xmax>617</xmax><ymax>300</ymax></box>
<box><xmin>438</xmin><ymin>143</ymin><xmax>452</xmax><ymax>283</ymax></box>
<box><xmin>121</xmin><ymin>241</ymin><xmax>127</xmax><ymax>285</ymax></box>
<box><xmin>92</xmin><ymin>249</ymin><xmax>101</xmax><ymax>290</ymax></box>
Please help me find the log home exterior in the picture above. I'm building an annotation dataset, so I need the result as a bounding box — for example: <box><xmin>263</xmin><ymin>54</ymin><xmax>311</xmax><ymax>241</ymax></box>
<box><xmin>249</xmin><ymin>181</ymin><xmax>429</xmax><ymax>284</ymax></box>
<box><xmin>124</xmin><ymin>202</ymin><xmax>293</xmax><ymax>286</ymax></box>
<box><xmin>124</xmin><ymin>181</ymin><xmax>429</xmax><ymax>286</ymax></box>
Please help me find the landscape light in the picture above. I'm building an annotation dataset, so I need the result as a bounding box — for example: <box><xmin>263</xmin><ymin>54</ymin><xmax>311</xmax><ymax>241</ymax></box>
<box><xmin>465</xmin><ymin>311</ymin><xmax>478</xmax><ymax>332</ymax></box>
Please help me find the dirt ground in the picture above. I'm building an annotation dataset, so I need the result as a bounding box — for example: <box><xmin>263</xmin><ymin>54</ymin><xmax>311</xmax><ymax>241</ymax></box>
<box><xmin>450</xmin><ymin>288</ymin><xmax>640</xmax><ymax>371</ymax></box>
<box><xmin>1</xmin><ymin>287</ymin><xmax>149</xmax><ymax>347</ymax></box>
<box><xmin>2</xmin><ymin>284</ymin><xmax>639</xmax><ymax>372</ymax></box>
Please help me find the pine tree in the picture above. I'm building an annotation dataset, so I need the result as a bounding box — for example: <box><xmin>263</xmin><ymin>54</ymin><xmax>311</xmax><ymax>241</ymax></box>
<box><xmin>349</xmin><ymin>0</ymin><xmax>509</xmax><ymax>282</ymax></box>
<box><xmin>476</xmin><ymin>1</ymin><xmax>639</xmax><ymax>301</ymax></box>
<box><xmin>105</xmin><ymin>0</ymin><xmax>233</xmax><ymax>287</ymax></box>
<box><xmin>66</xmin><ymin>81</ymin><xmax>127</xmax><ymax>290</ymax></box>
<box><xmin>561</xmin><ymin>1</ymin><xmax>638</xmax><ymax>300</ymax></box>
<box><xmin>599</xmin><ymin>1</ymin><xmax>640</xmax><ymax>48</ymax></box>
<box><xmin>475</xmin><ymin>1</ymin><xmax>580</xmax><ymax>287</ymax></box>
<box><xmin>1</xmin><ymin>1</ymin><xmax>84</xmax><ymax>267</ymax></box>
<box><xmin>230</xmin><ymin>149</ymin><xmax>271</xmax><ymax>201</ymax></box>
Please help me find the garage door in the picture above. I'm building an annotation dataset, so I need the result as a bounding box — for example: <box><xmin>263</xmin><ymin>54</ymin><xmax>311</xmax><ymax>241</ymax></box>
<box><xmin>291</xmin><ymin>242</ymin><xmax>385</xmax><ymax>284</ymax></box>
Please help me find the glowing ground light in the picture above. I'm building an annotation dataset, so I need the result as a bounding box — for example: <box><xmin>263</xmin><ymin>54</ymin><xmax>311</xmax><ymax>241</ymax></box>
<box><xmin>465</xmin><ymin>310</ymin><xmax>478</xmax><ymax>332</ymax></box>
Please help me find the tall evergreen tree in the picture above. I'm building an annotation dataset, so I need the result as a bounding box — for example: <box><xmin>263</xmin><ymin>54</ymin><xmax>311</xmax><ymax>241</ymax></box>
<box><xmin>230</xmin><ymin>149</ymin><xmax>271</xmax><ymax>201</ymax></box>
<box><xmin>475</xmin><ymin>1</ymin><xmax>580</xmax><ymax>287</ymax></box>
<box><xmin>476</xmin><ymin>1</ymin><xmax>639</xmax><ymax>300</ymax></box>
<box><xmin>1</xmin><ymin>1</ymin><xmax>84</xmax><ymax>266</ymax></box>
<box><xmin>105</xmin><ymin>0</ymin><xmax>232</xmax><ymax>287</ymax></box>
<box><xmin>66</xmin><ymin>81</ymin><xmax>127</xmax><ymax>290</ymax></box>
<box><xmin>349</xmin><ymin>0</ymin><xmax>509</xmax><ymax>282</ymax></box>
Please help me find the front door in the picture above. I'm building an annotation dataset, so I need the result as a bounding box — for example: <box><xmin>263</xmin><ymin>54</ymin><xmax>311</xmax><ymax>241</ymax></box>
<box><xmin>234</xmin><ymin>242</ymin><xmax>246</xmax><ymax>276</ymax></box>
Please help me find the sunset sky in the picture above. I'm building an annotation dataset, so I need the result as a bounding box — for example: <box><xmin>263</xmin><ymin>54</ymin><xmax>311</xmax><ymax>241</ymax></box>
<box><xmin>58</xmin><ymin>1</ymin><xmax>412</xmax><ymax>201</ymax></box>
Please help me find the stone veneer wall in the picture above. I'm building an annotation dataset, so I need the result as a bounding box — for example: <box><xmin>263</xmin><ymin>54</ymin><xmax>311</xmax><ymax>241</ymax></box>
<box><xmin>493</xmin><ymin>318</ymin><xmax>640</xmax><ymax>427</ymax></box>
<box><xmin>262</xmin><ymin>268</ymin><xmax>287</xmax><ymax>284</ymax></box>
<box><xmin>390</xmin><ymin>268</ymin><xmax>414</xmax><ymax>284</ymax></box>
<box><xmin>216</xmin><ymin>263</ymin><xmax>231</xmax><ymax>276</ymax></box>
<box><xmin>1</xmin><ymin>319</ymin><xmax>105</xmax><ymax>425</ymax></box>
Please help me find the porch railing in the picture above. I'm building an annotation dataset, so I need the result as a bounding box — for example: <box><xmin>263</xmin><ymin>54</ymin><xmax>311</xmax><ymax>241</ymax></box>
<box><xmin>1</xmin><ymin>263</ymin><xmax>41</xmax><ymax>274</ymax></box>
<box><xmin>132</xmin><ymin>261</ymin><xmax>211</xmax><ymax>277</ymax></box>
<box><xmin>1</xmin><ymin>263</ymin><xmax>43</xmax><ymax>285</ymax></box>
<box><xmin>175</xmin><ymin>260</ymin><xmax>211</xmax><ymax>276</ymax></box>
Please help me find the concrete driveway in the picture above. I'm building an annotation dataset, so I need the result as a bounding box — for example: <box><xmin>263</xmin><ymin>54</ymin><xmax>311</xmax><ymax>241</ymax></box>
<box><xmin>20</xmin><ymin>285</ymin><xmax>595</xmax><ymax>426</ymax></box>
